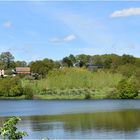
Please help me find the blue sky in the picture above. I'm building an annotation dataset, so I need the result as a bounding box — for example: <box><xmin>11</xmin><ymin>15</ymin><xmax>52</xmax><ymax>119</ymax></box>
<box><xmin>1</xmin><ymin>1</ymin><xmax>140</xmax><ymax>61</ymax></box>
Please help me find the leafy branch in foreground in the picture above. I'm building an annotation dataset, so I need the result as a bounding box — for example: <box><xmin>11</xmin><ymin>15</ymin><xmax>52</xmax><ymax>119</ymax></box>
<box><xmin>0</xmin><ymin>116</ymin><xmax>28</xmax><ymax>140</ymax></box>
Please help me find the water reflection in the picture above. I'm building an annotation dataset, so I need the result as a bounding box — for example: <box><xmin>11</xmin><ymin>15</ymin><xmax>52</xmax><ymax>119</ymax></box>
<box><xmin>9</xmin><ymin>109</ymin><xmax>139</xmax><ymax>138</ymax></box>
<box><xmin>0</xmin><ymin>100</ymin><xmax>140</xmax><ymax>139</ymax></box>
<box><xmin>22</xmin><ymin>110</ymin><xmax>140</xmax><ymax>132</ymax></box>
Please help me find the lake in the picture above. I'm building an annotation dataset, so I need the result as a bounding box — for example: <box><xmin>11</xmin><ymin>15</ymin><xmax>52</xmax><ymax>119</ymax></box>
<box><xmin>0</xmin><ymin>100</ymin><xmax>140</xmax><ymax>139</ymax></box>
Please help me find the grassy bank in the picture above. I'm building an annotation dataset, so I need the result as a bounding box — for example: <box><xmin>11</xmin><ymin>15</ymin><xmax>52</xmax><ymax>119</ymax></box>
<box><xmin>1</xmin><ymin>68</ymin><xmax>139</xmax><ymax>100</ymax></box>
<box><xmin>0</xmin><ymin>95</ymin><xmax>25</xmax><ymax>100</ymax></box>
<box><xmin>20</xmin><ymin>68</ymin><xmax>124</xmax><ymax>99</ymax></box>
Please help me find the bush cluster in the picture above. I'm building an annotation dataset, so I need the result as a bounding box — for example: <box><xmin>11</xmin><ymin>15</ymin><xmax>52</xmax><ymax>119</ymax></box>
<box><xmin>0</xmin><ymin>77</ymin><xmax>34</xmax><ymax>99</ymax></box>
<box><xmin>23</xmin><ymin>85</ymin><xmax>34</xmax><ymax>99</ymax></box>
<box><xmin>40</xmin><ymin>88</ymin><xmax>95</xmax><ymax>99</ymax></box>
<box><xmin>117</xmin><ymin>77</ymin><xmax>139</xmax><ymax>99</ymax></box>
<box><xmin>0</xmin><ymin>77</ymin><xmax>23</xmax><ymax>97</ymax></box>
<box><xmin>0</xmin><ymin>116</ymin><xmax>27</xmax><ymax>140</ymax></box>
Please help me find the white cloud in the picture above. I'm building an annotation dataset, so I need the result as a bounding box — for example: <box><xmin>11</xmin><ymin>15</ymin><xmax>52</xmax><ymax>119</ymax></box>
<box><xmin>50</xmin><ymin>34</ymin><xmax>77</xmax><ymax>44</ymax></box>
<box><xmin>3</xmin><ymin>21</ymin><xmax>12</xmax><ymax>28</ymax></box>
<box><xmin>63</xmin><ymin>34</ymin><xmax>77</xmax><ymax>42</ymax></box>
<box><xmin>110</xmin><ymin>7</ymin><xmax>140</xmax><ymax>18</ymax></box>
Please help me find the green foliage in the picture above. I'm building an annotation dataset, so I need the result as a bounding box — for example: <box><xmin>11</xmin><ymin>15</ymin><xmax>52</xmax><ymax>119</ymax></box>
<box><xmin>105</xmin><ymin>88</ymin><xmax>118</xmax><ymax>99</ymax></box>
<box><xmin>4</xmin><ymin>69</ymin><xmax>13</xmax><ymax>75</ymax></box>
<box><xmin>47</xmin><ymin>68</ymin><xmax>123</xmax><ymax>89</ymax></box>
<box><xmin>0</xmin><ymin>51</ymin><xmax>140</xmax><ymax>99</ymax></box>
<box><xmin>39</xmin><ymin>88</ymin><xmax>95</xmax><ymax>99</ymax></box>
<box><xmin>15</xmin><ymin>61</ymin><xmax>27</xmax><ymax>67</ymax></box>
<box><xmin>62</xmin><ymin>57</ymin><xmax>73</xmax><ymax>67</ymax></box>
<box><xmin>121</xmin><ymin>54</ymin><xmax>136</xmax><ymax>65</ymax></box>
<box><xmin>84</xmin><ymin>93</ymin><xmax>91</xmax><ymax>99</ymax></box>
<box><xmin>23</xmin><ymin>85</ymin><xmax>34</xmax><ymax>99</ymax></box>
<box><xmin>9</xmin><ymin>85</ymin><xmax>22</xmax><ymax>97</ymax></box>
<box><xmin>30</xmin><ymin>68</ymin><xmax>123</xmax><ymax>99</ymax></box>
<box><xmin>0</xmin><ymin>116</ymin><xmax>27</xmax><ymax>140</ymax></box>
<box><xmin>62</xmin><ymin>54</ymin><xmax>76</xmax><ymax>67</ymax></box>
<box><xmin>0</xmin><ymin>52</ymin><xmax>15</xmax><ymax>69</ymax></box>
<box><xmin>0</xmin><ymin>61</ymin><xmax>5</xmax><ymax>69</ymax></box>
<box><xmin>53</xmin><ymin>61</ymin><xmax>61</xmax><ymax>69</ymax></box>
<box><xmin>117</xmin><ymin>77</ymin><xmax>139</xmax><ymax>99</ymax></box>
<box><xmin>0</xmin><ymin>77</ymin><xmax>23</xmax><ymax>97</ymax></box>
<box><xmin>103</xmin><ymin>57</ymin><xmax>112</xmax><ymax>68</ymax></box>
<box><xmin>117</xmin><ymin>64</ymin><xmax>138</xmax><ymax>77</ymax></box>
<box><xmin>134</xmin><ymin>69</ymin><xmax>140</xmax><ymax>82</ymax></box>
<box><xmin>30</xmin><ymin>58</ymin><xmax>54</xmax><ymax>77</ymax></box>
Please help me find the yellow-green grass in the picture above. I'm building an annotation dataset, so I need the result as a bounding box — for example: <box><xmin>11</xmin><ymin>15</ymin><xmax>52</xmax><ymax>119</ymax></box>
<box><xmin>20</xmin><ymin>68</ymin><xmax>124</xmax><ymax>99</ymax></box>
<box><xmin>0</xmin><ymin>95</ymin><xmax>25</xmax><ymax>100</ymax></box>
<box><xmin>22</xmin><ymin>68</ymin><xmax>123</xmax><ymax>90</ymax></box>
<box><xmin>47</xmin><ymin>68</ymin><xmax>123</xmax><ymax>90</ymax></box>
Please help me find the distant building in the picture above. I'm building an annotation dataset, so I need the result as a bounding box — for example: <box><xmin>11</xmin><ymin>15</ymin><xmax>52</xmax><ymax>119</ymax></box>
<box><xmin>15</xmin><ymin>67</ymin><xmax>31</xmax><ymax>74</ymax></box>
<box><xmin>1</xmin><ymin>69</ymin><xmax>4</xmax><ymax>76</ymax></box>
<box><xmin>0</xmin><ymin>69</ymin><xmax>7</xmax><ymax>77</ymax></box>
<box><xmin>87</xmin><ymin>57</ymin><xmax>103</xmax><ymax>71</ymax></box>
<box><xmin>0</xmin><ymin>69</ymin><xmax>4</xmax><ymax>76</ymax></box>
<box><xmin>88</xmin><ymin>65</ymin><xmax>98</xmax><ymax>71</ymax></box>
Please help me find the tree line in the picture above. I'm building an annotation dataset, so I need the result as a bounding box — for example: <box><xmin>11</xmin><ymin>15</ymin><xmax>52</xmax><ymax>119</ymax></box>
<box><xmin>0</xmin><ymin>51</ymin><xmax>140</xmax><ymax>78</ymax></box>
<box><xmin>0</xmin><ymin>52</ymin><xmax>140</xmax><ymax>99</ymax></box>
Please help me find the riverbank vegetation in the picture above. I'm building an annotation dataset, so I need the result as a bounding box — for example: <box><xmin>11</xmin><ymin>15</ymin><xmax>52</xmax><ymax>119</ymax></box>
<box><xmin>0</xmin><ymin>116</ymin><xmax>27</xmax><ymax>140</ymax></box>
<box><xmin>0</xmin><ymin>52</ymin><xmax>140</xmax><ymax>99</ymax></box>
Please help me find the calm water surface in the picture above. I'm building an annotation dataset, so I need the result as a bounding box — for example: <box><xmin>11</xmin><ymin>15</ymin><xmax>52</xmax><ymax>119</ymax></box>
<box><xmin>0</xmin><ymin>100</ymin><xmax>140</xmax><ymax>139</ymax></box>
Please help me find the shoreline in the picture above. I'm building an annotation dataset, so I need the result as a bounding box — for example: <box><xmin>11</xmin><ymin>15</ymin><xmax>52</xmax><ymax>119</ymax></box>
<box><xmin>0</xmin><ymin>95</ymin><xmax>139</xmax><ymax>100</ymax></box>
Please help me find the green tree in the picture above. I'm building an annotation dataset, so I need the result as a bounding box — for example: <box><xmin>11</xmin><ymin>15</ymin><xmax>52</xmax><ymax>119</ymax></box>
<box><xmin>121</xmin><ymin>54</ymin><xmax>136</xmax><ymax>65</ymax></box>
<box><xmin>92</xmin><ymin>55</ymin><xmax>103</xmax><ymax>66</ymax></box>
<box><xmin>0</xmin><ymin>61</ymin><xmax>4</xmax><ymax>69</ymax></box>
<box><xmin>30</xmin><ymin>59</ymin><xmax>54</xmax><ymax>77</ymax></box>
<box><xmin>99</xmin><ymin>54</ymin><xmax>121</xmax><ymax>69</ymax></box>
<box><xmin>53</xmin><ymin>61</ymin><xmax>61</xmax><ymax>69</ymax></box>
<box><xmin>135</xmin><ymin>58</ymin><xmax>140</xmax><ymax>67</ymax></box>
<box><xmin>75</xmin><ymin>54</ymin><xmax>90</xmax><ymax>67</ymax></box>
<box><xmin>62</xmin><ymin>57</ymin><xmax>73</xmax><ymax>67</ymax></box>
<box><xmin>0</xmin><ymin>116</ymin><xmax>27</xmax><ymax>140</ymax></box>
<box><xmin>0</xmin><ymin>52</ymin><xmax>15</xmax><ymax>69</ymax></box>
<box><xmin>69</xmin><ymin>54</ymin><xmax>76</xmax><ymax>65</ymax></box>
<box><xmin>104</xmin><ymin>58</ymin><xmax>112</xmax><ymax>68</ymax></box>
<box><xmin>15</xmin><ymin>61</ymin><xmax>27</xmax><ymax>67</ymax></box>
<box><xmin>0</xmin><ymin>77</ymin><xmax>23</xmax><ymax>97</ymax></box>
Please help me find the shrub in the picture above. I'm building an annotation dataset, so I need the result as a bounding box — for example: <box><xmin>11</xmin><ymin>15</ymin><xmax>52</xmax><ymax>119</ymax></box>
<box><xmin>4</xmin><ymin>69</ymin><xmax>13</xmax><ymax>75</ymax></box>
<box><xmin>105</xmin><ymin>88</ymin><xmax>118</xmax><ymax>99</ymax></box>
<box><xmin>117</xmin><ymin>77</ymin><xmax>139</xmax><ymax>99</ymax></box>
<box><xmin>117</xmin><ymin>64</ymin><xmax>140</xmax><ymax>78</ymax></box>
<box><xmin>9</xmin><ymin>85</ymin><xmax>23</xmax><ymax>97</ymax></box>
<box><xmin>84</xmin><ymin>93</ymin><xmax>91</xmax><ymax>99</ymax></box>
<box><xmin>23</xmin><ymin>85</ymin><xmax>34</xmax><ymax>99</ymax></box>
<box><xmin>24</xmin><ymin>75</ymin><xmax>35</xmax><ymax>80</ymax></box>
<box><xmin>0</xmin><ymin>77</ymin><xmax>23</xmax><ymax>97</ymax></box>
<box><xmin>0</xmin><ymin>116</ymin><xmax>27</xmax><ymax>140</ymax></box>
